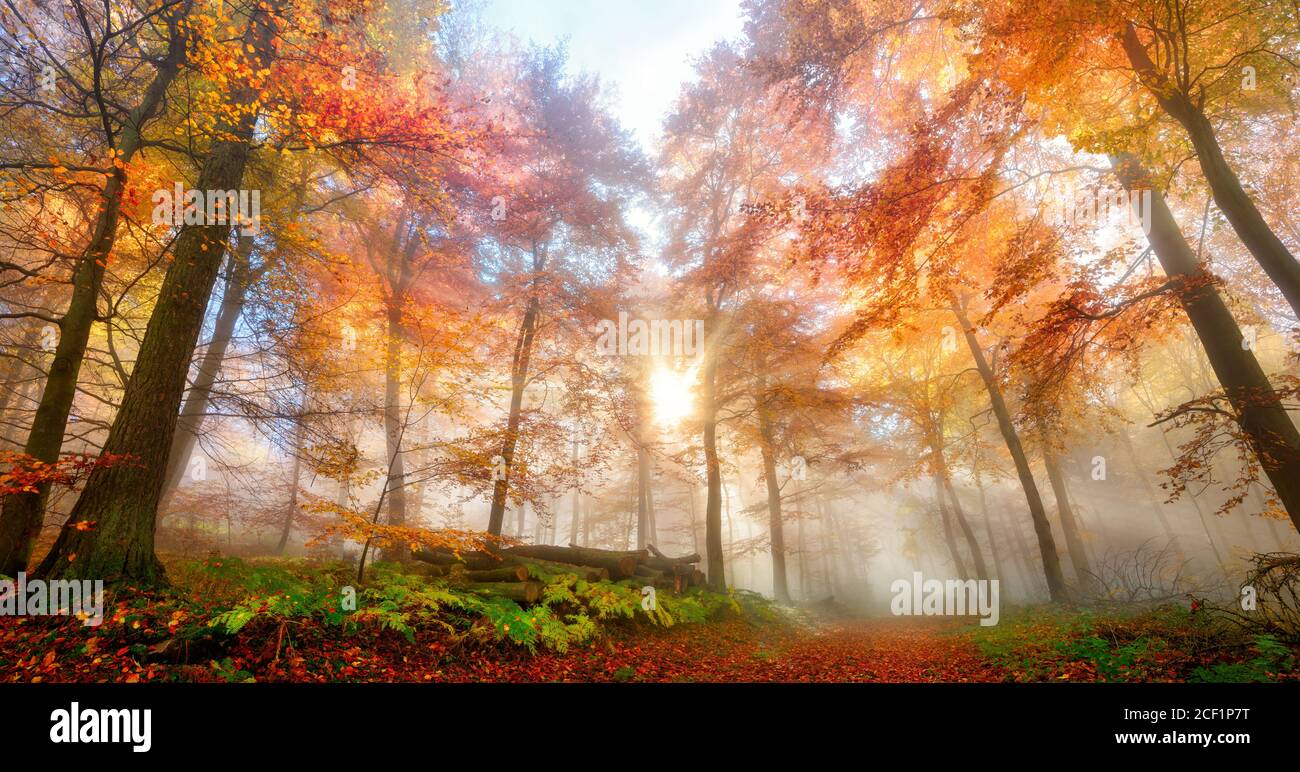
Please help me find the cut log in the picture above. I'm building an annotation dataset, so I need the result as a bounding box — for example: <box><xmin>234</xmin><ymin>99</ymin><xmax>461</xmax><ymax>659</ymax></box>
<box><xmin>509</xmin><ymin>544</ymin><xmax>645</xmax><ymax>578</ymax></box>
<box><xmin>412</xmin><ymin>547</ymin><xmax>612</xmax><ymax>582</ymax></box>
<box><xmin>630</xmin><ymin>567</ymin><xmax>678</xmax><ymax>590</ymax></box>
<box><xmin>514</xmin><ymin>558</ymin><xmax>610</xmax><ymax>583</ymax></box>
<box><xmin>465</xmin><ymin>581</ymin><xmax>543</xmax><ymax>604</ymax></box>
<box><xmin>462</xmin><ymin>565</ymin><xmax>530</xmax><ymax>583</ymax></box>
<box><xmin>412</xmin><ymin>547</ymin><xmax>503</xmax><ymax>570</ymax></box>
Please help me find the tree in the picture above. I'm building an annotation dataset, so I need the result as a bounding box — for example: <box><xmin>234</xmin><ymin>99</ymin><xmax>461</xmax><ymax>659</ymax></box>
<box><xmin>479</xmin><ymin>45</ymin><xmax>649</xmax><ymax>537</ymax></box>
<box><xmin>0</xmin><ymin>0</ymin><xmax>190</xmax><ymax>577</ymax></box>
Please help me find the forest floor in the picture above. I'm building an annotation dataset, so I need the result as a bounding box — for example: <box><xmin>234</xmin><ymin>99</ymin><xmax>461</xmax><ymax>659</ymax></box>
<box><xmin>2</xmin><ymin>556</ymin><xmax>1297</xmax><ymax>683</ymax></box>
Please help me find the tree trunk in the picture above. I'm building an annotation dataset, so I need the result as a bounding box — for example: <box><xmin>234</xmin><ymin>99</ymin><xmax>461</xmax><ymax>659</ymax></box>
<box><xmin>992</xmin><ymin>483</ymin><xmax>1040</xmax><ymax>598</ymax></box>
<box><xmin>973</xmin><ymin>466</ymin><xmax>1014</xmax><ymax>601</ymax></box>
<box><xmin>935</xmin><ymin>476</ymin><xmax>969</xmax><ymax>579</ymax></box>
<box><xmin>0</xmin><ymin>325</ymin><xmax>40</xmax><ymax>420</ymax></box>
<box><xmin>568</xmin><ymin>437</ymin><xmax>581</xmax><ymax>546</ymax></box>
<box><xmin>0</xmin><ymin>23</ymin><xmax>187</xmax><ymax>578</ymax></box>
<box><xmin>458</xmin><ymin>565</ymin><xmax>529</xmax><ymax>583</ymax></box>
<box><xmin>951</xmin><ymin>299</ymin><xmax>1068</xmax><ymax>600</ymax></box>
<box><xmin>944</xmin><ymin>478</ymin><xmax>989</xmax><ymax>581</ymax></box>
<box><xmin>275</xmin><ymin>390</ymin><xmax>309</xmax><ymax>555</ymax></box>
<box><xmin>1042</xmin><ymin>451</ymin><xmax>1095</xmax><ymax>596</ymax></box>
<box><xmin>1111</xmin><ymin>154</ymin><xmax>1300</xmax><ymax>534</ymax></box>
<box><xmin>465</xmin><ymin>581</ymin><xmax>543</xmax><ymax>604</ymax></box>
<box><xmin>580</xmin><ymin>488</ymin><xmax>591</xmax><ymax>547</ymax></box>
<box><xmin>379</xmin><ymin>289</ymin><xmax>408</xmax><ymax>562</ymax></box>
<box><xmin>162</xmin><ymin>239</ymin><xmax>258</xmax><ymax>496</ymax></box>
<box><xmin>33</xmin><ymin>7</ymin><xmax>277</xmax><ymax>584</ymax></box>
<box><xmin>687</xmin><ymin>482</ymin><xmax>699</xmax><ymax>555</ymax></box>
<box><xmin>487</xmin><ymin>244</ymin><xmax>544</xmax><ymax>536</ymax></box>
<box><xmin>701</xmin><ymin>320</ymin><xmax>725</xmax><ymax>591</ymax></box>
<box><xmin>1121</xmin><ymin>24</ymin><xmax>1300</xmax><ymax>320</ymax></box>
<box><xmin>636</xmin><ymin>440</ymin><xmax>651</xmax><ymax>549</ymax></box>
<box><xmin>759</xmin><ymin>405</ymin><xmax>791</xmax><ymax>603</ymax></box>
<box><xmin>506</xmin><ymin>543</ymin><xmax>643</xmax><ymax>578</ymax></box>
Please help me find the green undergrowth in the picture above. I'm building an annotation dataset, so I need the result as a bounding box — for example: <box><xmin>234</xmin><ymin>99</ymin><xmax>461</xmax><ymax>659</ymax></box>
<box><xmin>167</xmin><ymin>555</ymin><xmax>767</xmax><ymax>655</ymax></box>
<box><xmin>967</xmin><ymin>603</ymin><xmax>1299</xmax><ymax>682</ymax></box>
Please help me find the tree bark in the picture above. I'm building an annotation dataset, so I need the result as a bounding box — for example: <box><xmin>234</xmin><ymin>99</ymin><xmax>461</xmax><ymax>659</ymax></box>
<box><xmin>275</xmin><ymin>390</ymin><xmax>309</xmax><ymax>555</ymax></box>
<box><xmin>465</xmin><ymin>581</ymin><xmax>543</xmax><ymax>604</ymax></box>
<box><xmin>0</xmin><ymin>21</ymin><xmax>188</xmax><ymax>578</ymax></box>
<box><xmin>568</xmin><ymin>436</ymin><xmax>581</xmax><ymax>545</ymax></box>
<box><xmin>701</xmin><ymin>307</ymin><xmax>725</xmax><ymax>591</ymax></box>
<box><xmin>973</xmin><ymin>466</ymin><xmax>1017</xmax><ymax>601</ymax></box>
<box><xmin>0</xmin><ymin>325</ymin><xmax>40</xmax><ymax>421</ymax></box>
<box><xmin>507</xmin><ymin>543</ymin><xmax>643</xmax><ymax>578</ymax></box>
<box><xmin>487</xmin><ymin>244</ymin><xmax>544</xmax><ymax>536</ymax></box>
<box><xmin>1121</xmin><ymin>23</ymin><xmax>1300</xmax><ymax>320</ymax></box>
<box><xmin>636</xmin><ymin>440</ymin><xmax>651</xmax><ymax>549</ymax></box>
<box><xmin>380</xmin><ymin>290</ymin><xmax>407</xmax><ymax>557</ymax></box>
<box><xmin>935</xmin><ymin>476</ymin><xmax>969</xmax><ymax>579</ymax></box>
<box><xmin>759</xmin><ymin>405</ymin><xmax>791</xmax><ymax>603</ymax></box>
<box><xmin>162</xmin><ymin>239</ymin><xmax>258</xmax><ymax>496</ymax></box>
<box><xmin>943</xmin><ymin>477</ymin><xmax>989</xmax><ymax>581</ymax></box>
<box><xmin>34</xmin><ymin>7</ymin><xmax>278</xmax><ymax>584</ymax></box>
<box><xmin>1111</xmin><ymin>154</ymin><xmax>1300</xmax><ymax>534</ymax></box>
<box><xmin>1042</xmin><ymin>451</ymin><xmax>1095</xmax><ymax>595</ymax></box>
<box><xmin>951</xmin><ymin>299</ymin><xmax>1068</xmax><ymax>600</ymax></box>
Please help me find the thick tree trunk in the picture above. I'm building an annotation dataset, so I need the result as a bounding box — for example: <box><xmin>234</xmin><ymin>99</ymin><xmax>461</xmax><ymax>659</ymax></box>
<box><xmin>0</xmin><ymin>25</ymin><xmax>188</xmax><ymax>578</ymax></box>
<box><xmin>465</xmin><ymin>581</ymin><xmax>543</xmax><ymax>604</ymax></box>
<box><xmin>1111</xmin><ymin>154</ymin><xmax>1300</xmax><ymax>534</ymax></box>
<box><xmin>758</xmin><ymin>406</ymin><xmax>791</xmax><ymax>603</ymax></box>
<box><xmin>507</xmin><ymin>543</ymin><xmax>644</xmax><ymax>578</ymax></box>
<box><xmin>1121</xmin><ymin>24</ymin><xmax>1300</xmax><ymax>320</ymax></box>
<box><xmin>951</xmin><ymin>300</ymin><xmax>1068</xmax><ymax>600</ymax></box>
<box><xmin>162</xmin><ymin>239</ymin><xmax>258</xmax><ymax>496</ymax></box>
<box><xmin>34</xmin><ymin>8</ymin><xmax>277</xmax><ymax>584</ymax></box>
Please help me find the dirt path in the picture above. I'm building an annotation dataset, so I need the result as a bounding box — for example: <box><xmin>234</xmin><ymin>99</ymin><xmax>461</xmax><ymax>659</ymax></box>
<box><xmin>3</xmin><ymin>611</ymin><xmax>1005</xmax><ymax>683</ymax></box>
<box><xmin>417</xmin><ymin>616</ymin><xmax>1004</xmax><ymax>683</ymax></box>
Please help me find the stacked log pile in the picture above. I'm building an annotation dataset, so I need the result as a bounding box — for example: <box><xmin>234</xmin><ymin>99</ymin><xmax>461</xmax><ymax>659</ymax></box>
<box><xmin>412</xmin><ymin>543</ymin><xmax>704</xmax><ymax>603</ymax></box>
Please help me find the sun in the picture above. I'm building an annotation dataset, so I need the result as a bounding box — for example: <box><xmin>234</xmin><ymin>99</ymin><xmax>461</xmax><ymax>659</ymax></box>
<box><xmin>649</xmin><ymin>365</ymin><xmax>696</xmax><ymax>426</ymax></box>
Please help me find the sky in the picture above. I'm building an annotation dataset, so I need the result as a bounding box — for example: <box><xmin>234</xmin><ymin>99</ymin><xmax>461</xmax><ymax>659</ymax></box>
<box><xmin>477</xmin><ymin>0</ymin><xmax>748</xmax><ymax>154</ymax></box>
